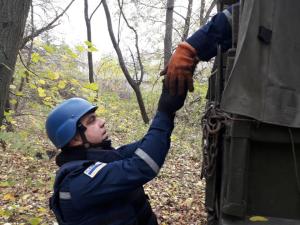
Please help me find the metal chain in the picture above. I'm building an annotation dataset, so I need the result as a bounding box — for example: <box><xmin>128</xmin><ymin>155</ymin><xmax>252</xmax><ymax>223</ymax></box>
<box><xmin>201</xmin><ymin>102</ymin><xmax>229</xmax><ymax>179</ymax></box>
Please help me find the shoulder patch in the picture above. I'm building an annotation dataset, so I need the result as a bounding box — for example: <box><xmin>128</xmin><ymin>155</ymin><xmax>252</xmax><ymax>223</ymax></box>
<box><xmin>84</xmin><ymin>162</ymin><xmax>107</xmax><ymax>178</ymax></box>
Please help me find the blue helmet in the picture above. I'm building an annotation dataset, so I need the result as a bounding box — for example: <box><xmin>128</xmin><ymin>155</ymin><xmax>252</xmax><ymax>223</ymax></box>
<box><xmin>46</xmin><ymin>98</ymin><xmax>97</xmax><ymax>148</ymax></box>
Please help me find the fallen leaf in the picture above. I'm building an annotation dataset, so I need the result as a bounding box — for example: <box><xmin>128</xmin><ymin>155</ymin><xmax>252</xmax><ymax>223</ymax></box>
<box><xmin>249</xmin><ymin>216</ymin><xmax>269</xmax><ymax>222</ymax></box>
<box><xmin>3</xmin><ymin>193</ymin><xmax>15</xmax><ymax>201</ymax></box>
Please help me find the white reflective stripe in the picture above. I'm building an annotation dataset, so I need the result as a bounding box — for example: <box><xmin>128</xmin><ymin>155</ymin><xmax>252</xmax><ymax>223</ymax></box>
<box><xmin>59</xmin><ymin>192</ymin><xmax>71</xmax><ymax>200</ymax></box>
<box><xmin>135</xmin><ymin>148</ymin><xmax>160</xmax><ymax>174</ymax></box>
<box><xmin>223</xmin><ymin>9</ymin><xmax>232</xmax><ymax>26</ymax></box>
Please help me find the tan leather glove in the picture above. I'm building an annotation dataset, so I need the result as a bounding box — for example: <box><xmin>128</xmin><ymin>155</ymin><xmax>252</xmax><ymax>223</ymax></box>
<box><xmin>160</xmin><ymin>42</ymin><xmax>199</xmax><ymax>96</ymax></box>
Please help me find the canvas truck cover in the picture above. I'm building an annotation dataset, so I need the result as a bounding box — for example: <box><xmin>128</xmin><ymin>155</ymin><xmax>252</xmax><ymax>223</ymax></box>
<box><xmin>221</xmin><ymin>0</ymin><xmax>300</xmax><ymax>127</ymax></box>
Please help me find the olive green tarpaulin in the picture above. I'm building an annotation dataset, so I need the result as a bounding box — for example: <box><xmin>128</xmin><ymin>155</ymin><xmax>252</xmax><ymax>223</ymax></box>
<box><xmin>221</xmin><ymin>0</ymin><xmax>300</xmax><ymax>127</ymax></box>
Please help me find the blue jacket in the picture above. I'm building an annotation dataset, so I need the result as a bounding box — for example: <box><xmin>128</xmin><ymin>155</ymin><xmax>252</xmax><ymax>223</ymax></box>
<box><xmin>50</xmin><ymin>112</ymin><xmax>174</xmax><ymax>225</ymax></box>
<box><xmin>187</xmin><ymin>5</ymin><xmax>233</xmax><ymax>61</ymax></box>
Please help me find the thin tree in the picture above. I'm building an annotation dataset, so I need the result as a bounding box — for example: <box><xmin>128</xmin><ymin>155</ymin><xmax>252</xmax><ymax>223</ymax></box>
<box><xmin>181</xmin><ymin>0</ymin><xmax>193</xmax><ymax>41</ymax></box>
<box><xmin>84</xmin><ymin>0</ymin><xmax>103</xmax><ymax>83</ymax></box>
<box><xmin>102</xmin><ymin>0</ymin><xmax>149</xmax><ymax>123</ymax></box>
<box><xmin>0</xmin><ymin>0</ymin><xmax>31</xmax><ymax>125</ymax></box>
<box><xmin>200</xmin><ymin>0</ymin><xmax>217</xmax><ymax>26</ymax></box>
<box><xmin>163</xmin><ymin>0</ymin><xmax>175</xmax><ymax>67</ymax></box>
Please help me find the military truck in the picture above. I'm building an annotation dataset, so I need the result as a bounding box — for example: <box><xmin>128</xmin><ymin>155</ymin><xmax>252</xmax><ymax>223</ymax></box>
<box><xmin>201</xmin><ymin>0</ymin><xmax>300</xmax><ymax>224</ymax></box>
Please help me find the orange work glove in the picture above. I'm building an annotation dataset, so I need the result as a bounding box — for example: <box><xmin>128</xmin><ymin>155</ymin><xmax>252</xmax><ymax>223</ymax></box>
<box><xmin>160</xmin><ymin>42</ymin><xmax>199</xmax><ymax>96</ymax></box>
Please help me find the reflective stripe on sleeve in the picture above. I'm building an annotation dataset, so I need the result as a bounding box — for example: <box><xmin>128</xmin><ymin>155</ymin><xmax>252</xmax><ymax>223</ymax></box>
<box><xmin>223</xmin><ymin>9</ymin><xmax>232</xmax><ymax>26</ymax></box>
<box><xmin>135</xmin><ymin>148</ymin><xmax>160</xmax><ymax>174</ymax></box>
<box><xmin>59</xmin><ymin>192</ymin><xmax>71</xmax><ymax>200</ymax></box>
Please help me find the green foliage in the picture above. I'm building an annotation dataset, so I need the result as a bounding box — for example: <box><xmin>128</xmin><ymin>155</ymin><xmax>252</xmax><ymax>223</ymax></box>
<box><xmin>84</xmin><ymin>40</ymin><xmax>98</xmax><ymax>52</ymax></box>
<box><xmin>1</xmin><ymin>38</ymin><xmax>208</xmax><ymax>225</ymax></box>
<box><xmin>6</xmin><ymin>37</ymin><xmax>207</xmax><ymax>161</ymax></box>
<box><xmin>31</xmin><ymin>52</ymin><xmax>44</xmax><ymax>63</ymax></box>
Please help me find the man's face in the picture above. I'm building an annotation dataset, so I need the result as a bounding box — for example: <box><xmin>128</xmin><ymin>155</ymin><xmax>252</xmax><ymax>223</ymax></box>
<box><xmin>80</xmin><ymin>112</ymin><xmax>108</xmax><ymax>145</ymax></box>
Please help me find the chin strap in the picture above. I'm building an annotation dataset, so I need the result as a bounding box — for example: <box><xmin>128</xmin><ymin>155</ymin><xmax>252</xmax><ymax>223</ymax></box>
<box><xmin>77</xmin><ymin>122</ymin><xmax>91</xmax><ymax>149</ymax></box>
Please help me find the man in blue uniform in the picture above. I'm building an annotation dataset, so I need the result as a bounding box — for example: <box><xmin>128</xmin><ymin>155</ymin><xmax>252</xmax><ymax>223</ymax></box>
<box><xmin>161</xmin><ymin>5</ymin><xmax>233</xmax><ymax>96</ymax></box>
<box><xmin>46</xmin><ymin>82</ymin><xmax>187</xmax><ymax>225</ymax></box>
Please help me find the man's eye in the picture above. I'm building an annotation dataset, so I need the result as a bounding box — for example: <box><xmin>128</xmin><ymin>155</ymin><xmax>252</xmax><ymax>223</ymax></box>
<box><xmin>89</xmin><ymin>116</ymin><xmax>96</xmax><ymax>123</ymax></box>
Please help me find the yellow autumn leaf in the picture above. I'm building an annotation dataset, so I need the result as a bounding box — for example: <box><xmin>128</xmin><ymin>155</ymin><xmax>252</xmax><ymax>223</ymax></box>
<box><xmin>37</xmin><ymin>207</ymin><xmax>47</xmax><ymax>213</ymax></box>
<box><xmin>71</xmin><ymin>78</ymin><xmax>80</xmax><ymax>86</ymax></box>
<box><xmin>76</xmin><ymin>45</ymin><xmax>85</xmax><ymax>53</ymax></box>
<box><xmin>171</xmin><ymin>135</ymin><xmax>178</xmax><ymax>142</ymax></box>
<box><xmin>249</xmin><ymin>216</ymin><xmax>269</xmax><ymax>222</ymax></box>
<box><xmin>10</xmin><ymin>120</ymin><xmax>17</xmax><ymax>125</ymax></box>
<box><xmin>16</xmin><ymin>91</ymin><xmax>24</xmax><ymax>96</ymax></box>
<box><xmin>3</xmin><ymin>193</ymin><xmax>15</xmax><ymax>201</ymax></box>
<box><xmin>87</xmin><ymin>95</ymin><xmax>96</xmax><ymax>103</ymax></box>
<box><xmin>84</xmin><ymin>40</ymin><xmax>93</xmax><ymax>47</ymax></box>
<box><xmin>31</xmin><ymin>52</ymin><xmax>41</xmax><ymax>63</ymax></box>
<box><xmin>4</xmin><ymin>110</ymin><xmax>13</xmax><ymax>116</ymax></box>
<box><xmin>87</xmin><ymin>46</ymin><xmax>98</xmax><ymax>52</ymax></box>
<box><xmin>27</xmin><ymin>217</ymin><xmax>42</xmax><ymax>225</ymax></box>
<box><xmin>37</xmin><ymin>87</ymin><xmax>46</xmax><ymax>97</ymax></box>
<box><xmin>84</xmin><ymin>82</ymin><xmax>99</xmax><ymax>91</ymax></box>
<box><xmin>44</xmin><ymin>44</ymin><xmax>55</xmax><ymax>54</ymax></box>
<box><xmin>38</xmin><ymin>79</ymin><xmax>46</xmax><ymax>85</ymax></box>
<box><xmin>29</xmin><ymin>83</ymin><xmax>37</xmax><ymax>89</ymax></box>
<box><xmin>58</xmin><ymin>80</ymin><xmax>67</xmax><ymax>89</ymax></box>
<box><xmin>44</xmin><ymin>96</ymin><xmax>52</xmax><ymax>102</ymax></box>
<box><xmin>48</xmin><ymin>71</ymin><xmax>60</xmax><ymax>80</ymax></box>
<box><xmin>97</xmin><ymin>107</ymin><xmax>107</xmax><ymax>114</ymax></box>
<box><xmin>10</xmin><ymin>99</ymin><xmax>17</xmax><ymax>105</ymax></box>
<box><xmin>0</xmin><ymin>181</ymin><xmax>10</xmax><ymax>187</ymax></box>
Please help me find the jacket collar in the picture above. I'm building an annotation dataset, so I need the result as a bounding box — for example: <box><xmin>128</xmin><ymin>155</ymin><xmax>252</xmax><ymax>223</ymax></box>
<box><xmin>55</xmin><ymin>140</ymin><xmax>124</xmax><ymax>167</ymax></box>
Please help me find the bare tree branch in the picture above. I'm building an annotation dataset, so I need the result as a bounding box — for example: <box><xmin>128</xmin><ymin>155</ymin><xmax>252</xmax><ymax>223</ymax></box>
<box><xmin>102</xmin><ymin>0</ymin><xmax>149</xmax><ymax>123</ymax></box>
<box><xmin>21</xmin><ymin>0</ymin><xmax>76</xmax><ymax>48</ymax></box>
<box><xmin>173</xmin><ymin>10</ymin><xmax>186</xmax><ymax>21</ymax></box>
<box><xmin>182</xmin><ymin>0</ymin><xmax>193</xmax><ymax>41</ymax></box>
<box><xmin>173</xmin><ymin>26</ymin><xmax>183</xmax><ymax>40</ymax></box>
<box><xmin>202</xmin><ymin>0</ymin><xmax>217</xmax><ymax>25</ymax></box>
<box><xmin>117</xmin><ymin>0</ymin><xmax>123</xmax><ymax>45</ymax></box>
<box><xmin>89</xmin><ymin>0</ymin><xmax>103</xmax><ymax>20</ymax></box>
<box><xmin>128</xmin><ymin>47</ymin><xmax>138</xmax><ymax>82</ymax></box>
<box><xmin>18</xmin><ymin>52</ymin><xmax>39</xmax><ymax>77</ymax></box>
<box><xmin>137</xmin><ymin>1</ymin><xmax>164</xmax><ymax>10</ymax></box>
<box><xmin>117</xmin><ymin>0</ymin><xmax>144</xmax><ymax>85</ymax></box>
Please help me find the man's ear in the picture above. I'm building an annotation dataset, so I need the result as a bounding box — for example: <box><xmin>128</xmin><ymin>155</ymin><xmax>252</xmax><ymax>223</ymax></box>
<box><xmin>69</xmin><ymin>133</ymin><xmax>83</xmax><ymax>147</ymax></box>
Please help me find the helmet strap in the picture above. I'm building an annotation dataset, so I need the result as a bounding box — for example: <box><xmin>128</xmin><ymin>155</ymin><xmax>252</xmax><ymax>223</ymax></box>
<box><xmin>77</xmin><ymin>122</ymin><xmax>90</xmax><ymax>149</ymax></box>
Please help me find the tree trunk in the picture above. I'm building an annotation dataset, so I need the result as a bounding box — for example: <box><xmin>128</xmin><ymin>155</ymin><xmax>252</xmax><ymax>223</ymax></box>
<box><xmin>182</xmin><ymin>0</ymin><xmax>193</xmax><ymax>41</ymax></box>
<box><xmin>0</xmin><ymin>0</ymin><xmax>31</xmax><ymax>125</ymax></box>
<box><xmin>84</xmin><ymin>0</ymin><xmax>95</xmax><ymax>83</ymax></box>
<box><xmin>163</xmin><ymin>0</ymin><xmax>175</xmax><ymax>67</ymax></box>
<box><xmin>102</xmin><ymin>0</ymin><xmax>149</xmax><ymax>124</ymax></box>
<box><xmin>200</xmin><ymin>0</ymin><xmax>206</xmax><ymax>26</ymax></box>
<box><xmin>15</xmin><ymin>1</ymin><xmax>34</xmax><ymax>113</ymax></box>
<box><xmin>201</xmin><ymin>0</ymin><xmax>217</xmax><ymax>26</ymax></box>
